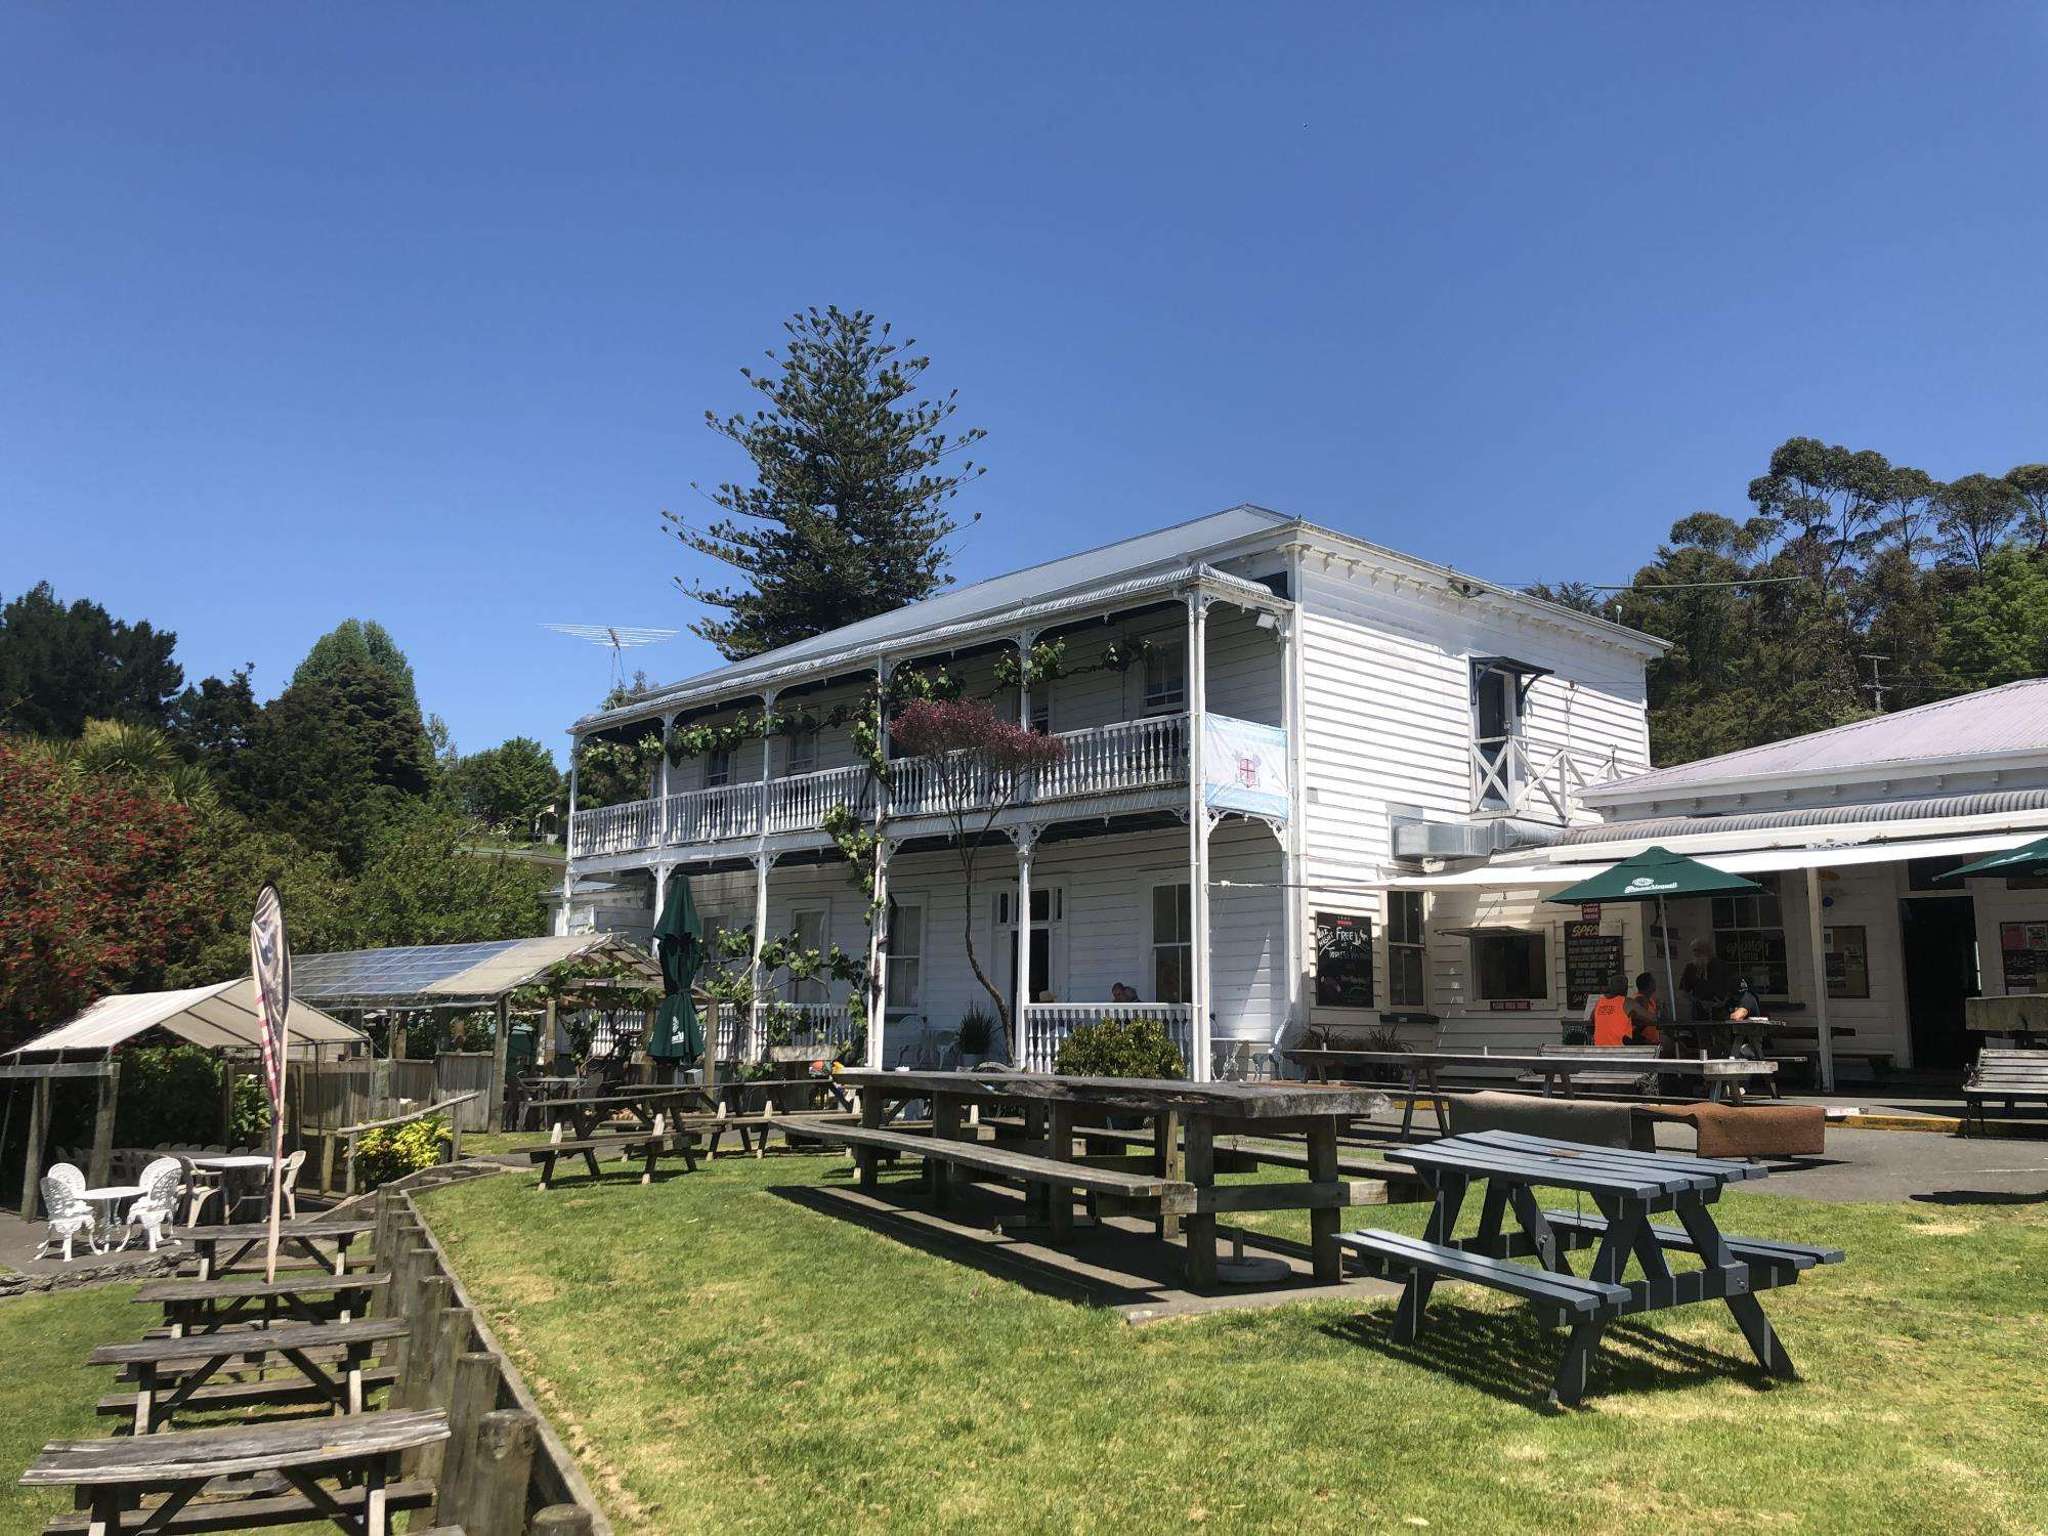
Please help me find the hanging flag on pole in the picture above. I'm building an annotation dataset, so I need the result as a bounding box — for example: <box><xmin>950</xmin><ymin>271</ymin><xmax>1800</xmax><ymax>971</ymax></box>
<box><xmin>249</xmin><ymin>883</ymin><xmax>291</xmax><ymax>1282</ymax></box>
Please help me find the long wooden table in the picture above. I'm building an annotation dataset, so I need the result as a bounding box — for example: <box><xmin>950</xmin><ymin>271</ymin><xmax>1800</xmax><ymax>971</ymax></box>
<box><xmin>1286</xmin><ymin>1049</ymin><xmax>1780</xmax><ymax>1127</ymax></box>
<box><xmin>833</xmin><ymin>1070</ymin><xmax>1393</xmax><ymax>1286</ymax></box>
<box><xmin>181</xmin><ymin>1219</ymin><xmax>375</xmax><ymax>1281</ymax></box>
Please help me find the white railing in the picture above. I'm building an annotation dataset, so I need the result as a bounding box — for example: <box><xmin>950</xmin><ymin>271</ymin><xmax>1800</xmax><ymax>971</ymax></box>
<box><xmin>1471</xmin><ymin>735</ymin><xmax>1623</xmax><ymax>824</ymax></box>
<box><xmin>1018</xmin><ymin>1002</ymin><xmax>1196</xmax><ymax>1075</ymax></box>
<box><xmin>571</xmin><ymin>713</ymin><xmax>1206</xmax><ymax>858</ymax></box>
<box><xmin>712</xmin><ymin>999</ymin><xmax>857</xmax><ymax>1063</ymax></box>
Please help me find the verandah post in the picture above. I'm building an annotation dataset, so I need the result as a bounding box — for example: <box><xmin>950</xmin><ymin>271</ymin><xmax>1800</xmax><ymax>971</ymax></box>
<box><xmin>1186</xmin><ymin>589</ymin><xmax>1213</xmax><ymax>1081</ymax></box>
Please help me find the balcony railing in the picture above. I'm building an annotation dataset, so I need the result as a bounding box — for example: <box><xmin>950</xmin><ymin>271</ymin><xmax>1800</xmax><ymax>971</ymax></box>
<box><xmin>1017</xmin><ymin>1002</ymin><xmax>1196</xmax><ymax>1075</ymax></box>
<box><xmin>572</xmin><ymin>713</ymin><xmax>1197</xmax><ymax>858</ymax></box>
<box><xmin>1471</xmin><ymin>735</ymin><xmax>1623</xmax><ymax>824</ymax></box>
<box><xmin>712</xmin><ymin>1000</ymin><xmax>858</xmax><ymax>1064</ymax></box>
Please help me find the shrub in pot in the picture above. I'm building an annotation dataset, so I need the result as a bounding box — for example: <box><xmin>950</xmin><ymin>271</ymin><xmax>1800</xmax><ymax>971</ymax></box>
<box><xmin>956</xmin><ymin>1008</ymin><xmax>998</xmax><ymax>1067</ymax></box>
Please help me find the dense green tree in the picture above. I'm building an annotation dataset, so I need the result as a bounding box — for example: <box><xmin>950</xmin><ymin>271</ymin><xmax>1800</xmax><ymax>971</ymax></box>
<box><xmin>292</xmin><ymin>618</ymin><xmax>420</xmax><ymax>707</ymax></box>
<box><xmin>1935</xmin><ymin>474</ymin><xmax>2022</xmax><ymax>571</ymax></box>
<box><xmin>0</xmin><ymin>582</ymin><xmax>184</xmax><ymax>736</ymax></box>
<box><xmin>664</xmin><ymin>306</ymin><xmax>986</xmax><ymax>660</ymax></box>
<box><xmin>2000</xmin><ymin>464</ymin><xmax>2048</xmax><ymax>553</ymax></box>
<box><xmin>344</xmin><ymin>802</ymin><xmax>552</xmax><ymax>946</ymax></box>
<box><xmin>445</xmin><ymin>736</ymin><xmax>561</xmax><ymax>834</ymax></box>
<box><xmin>167</xmin><ymin>665</ymin><xmax>261</xmax><ymax>773</ymax></box>
<box><xmin>1939</xmin><ymin>549</ymin><xmax>2048</xmax><ymax>692</ymax></box>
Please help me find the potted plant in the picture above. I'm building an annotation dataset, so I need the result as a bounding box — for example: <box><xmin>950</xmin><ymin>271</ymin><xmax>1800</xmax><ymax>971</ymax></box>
<box><xmin>956</xmin><ymin>1008</ymin><xmax>998</xmax><ymax>1069</ymax></box>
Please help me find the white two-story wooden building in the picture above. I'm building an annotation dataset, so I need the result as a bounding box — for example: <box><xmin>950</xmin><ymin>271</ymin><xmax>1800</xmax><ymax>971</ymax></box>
<box><xmin>557</xmin><ymin>505</ymin><xmax>1662</xmax><ymax>1078</ymax></box>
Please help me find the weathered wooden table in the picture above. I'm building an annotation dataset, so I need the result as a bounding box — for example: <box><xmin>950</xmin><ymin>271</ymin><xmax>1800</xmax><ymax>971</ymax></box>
<box><xmin>136</xmin><ymin>1271</ymin><xmax>390</xmax><ymax>1335</ymax></box>
<box><xmin>182</xmin><ymin>1218</ymin><xmax>375</xmax><ymax>1281</ymax></box>
<box><xmin>1287</xmin><ymin>1048</ymin><xmax>1781</xmax><ymax>1124</ymax></box>
<box><xmin>832</xmin><ymin>1070</ymin><xmax>1392</xmax><ymax>1286</ymax></box>
<box><xmin>92</xmin><ymin>1317</ymin><xmax>408</xmax><ymax>1433</ymax></box>
<box><xmin>1340</xmin><ymin>1129</ymin><xmax>1843</xmax><ymax>1406</ymax></box>
<box><xmin>22</xmin><ymin>1407</ymin><xmax>446</xmax><ymax>1535</ymax></box>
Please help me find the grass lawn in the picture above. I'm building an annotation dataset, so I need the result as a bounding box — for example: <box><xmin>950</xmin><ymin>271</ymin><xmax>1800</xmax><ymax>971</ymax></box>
<box><xmin>0</xmin><ymin>1282</ymin><xmax>142</xmax><ymax>1533</ymax></box>
<box><xmin>419</xmin><ymin>1153</ymin><xmax>2048</xmax><ymax>1536</ymax></box>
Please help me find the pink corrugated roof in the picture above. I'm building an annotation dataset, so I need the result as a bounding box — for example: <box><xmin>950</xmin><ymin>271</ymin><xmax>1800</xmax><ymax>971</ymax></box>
<box><xmin>1592</xmin><ymin>678</ymin><xmax>2048</xmax><ymax>798</ymax></box>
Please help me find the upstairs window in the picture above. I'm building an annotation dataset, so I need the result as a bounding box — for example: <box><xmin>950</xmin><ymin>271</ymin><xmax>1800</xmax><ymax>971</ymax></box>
<box><xmin>786</xmin><ymin>729</ymin><xmax>817</xmax><ymax>776</ymax></box>
<box><xmin>1144</xmin><ymin>641</ymin><xmax>1186</xmax><ymax>712</ymax></box>
<box><xmin>705</xmin><ymin>747</ymin><xmax>732</xmax><ymax>788</ymax></box>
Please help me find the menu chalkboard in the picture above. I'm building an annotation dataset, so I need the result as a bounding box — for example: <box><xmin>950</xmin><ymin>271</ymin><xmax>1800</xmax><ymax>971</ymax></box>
<box><xmin>1315</xmin><ymin>912</ymin><xmax>1375</xmax><ymax>1009</ymax></box>
<box><xmin>1565</xmin><ymin>919</ymin><xmax>1625</xmax><ymax>1010</ymax></box>
<box><xmin>2001</xmin><ymin>921</ymin><xmax>2048</xmax><ymax>994</ymax></box>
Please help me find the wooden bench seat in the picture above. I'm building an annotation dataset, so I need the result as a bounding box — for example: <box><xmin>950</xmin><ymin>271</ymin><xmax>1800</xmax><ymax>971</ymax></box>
<box><xmin>97</xmin><ymin>1368</ymin><xmax>399</xmax><ymax>1419</ymax></box>
<box><xmin>25</xmin><ymin>1408</ymin><xmax>445</xmax><ymax>1535</ymax></box>
<box><xmin>137</xmin><ymin>1273</ymin><xmax>389</xmax><ymax>1306</ymax></box>
<box><xmin>1534</xmin><ymin>1209</ymin><xmax>1844</xmax><ymax>1279</ymax></box>
<box><xmin>520</xmin><ymin>1130</ymin><xmax>700</xmax><ymax>1190</ymax></box>
<box><xmin>1964</xmin><ymin>1049</ymin><xmax>2048</xmax><ymax>1133</ymax></box>
<box><xmin>770</xmin><ymin>1115</ymin><xmax>1197</xmax><ymax>1213</ymax></box>
<box><xmin>89</xmin><ymin>1317</ymin><xmax>406</xmax><ymax>1371</ymax></box>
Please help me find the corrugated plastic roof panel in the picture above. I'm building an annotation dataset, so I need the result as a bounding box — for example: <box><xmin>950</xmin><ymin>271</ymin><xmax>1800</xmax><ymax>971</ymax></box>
<box><xmin>293</xmin><ymin>939</ymin><xmax>531</xmax><ymax>1003</ymax></box>
<box><xmin>1594</xmin><ymin>679</ymin><xmax>2048</xmax><ymax>798</ymax></box>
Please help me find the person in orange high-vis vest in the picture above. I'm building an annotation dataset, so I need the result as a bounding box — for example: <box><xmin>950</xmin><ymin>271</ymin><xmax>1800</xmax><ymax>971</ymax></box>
<box><xmin>1630</xmin><ymin>971</ymin><xmax>1662</xmax><ymax>1047</ymax></box>
<box><xmin>1591</xmin><ymin>975</ymin><xmax>1635</xmax><ymax>1047</ymax></box>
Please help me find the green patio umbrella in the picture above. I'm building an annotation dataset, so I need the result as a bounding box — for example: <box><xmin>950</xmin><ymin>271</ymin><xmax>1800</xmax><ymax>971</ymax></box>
<box><xmin>1545</xmin><ymin>845</ymin><xmax>1763</xmax><ymax>1028</ymax></box>
<box><xmin>1938</xmin><ymin>834</ymin><xmax>2048</xmax><ymax>882</ymax></box>
<box><xmin>649</xmin><ymin>875</ymin><xmax>705</xmax><ymax>1065</ymax></box>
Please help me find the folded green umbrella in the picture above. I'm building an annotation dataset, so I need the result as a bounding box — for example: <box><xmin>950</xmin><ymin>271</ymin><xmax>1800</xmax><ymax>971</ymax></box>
<box><xmin>1938</xmin><ymin>835</ymin><xmax>2048</xmax><ymax>882</ymax></box>
<box><xmin>1545</xmin><ymin>846</ymin><xmax>1762</xmax><ymax>1024</ymax></box>
<box><xmin>649</xmin><ymin>876</ymin><xmax>704</xmax><ymax>1064</ymax></box>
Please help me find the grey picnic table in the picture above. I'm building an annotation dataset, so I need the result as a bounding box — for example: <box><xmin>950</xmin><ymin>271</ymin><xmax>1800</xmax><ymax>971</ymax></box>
<box><xmin>135</xmin><ymin>1270</ymin><xmax>390</xmax><ymax>1335</ymax></box>
<box><xmin>832</xmin><ymin>1069</ymin><xmax>1392</xmax><ymax>1286</ymax></box>
<box><xmin>22</xmin><ymin>1407</ymin><xmax>446</xmax><ymax>1536</ymax></box>
<box><xmin>91</xmin><ymin>1316</ymin><xmax>408</xmax><ymax>1434</ymax></box>
<box><xmin>1340</xmin><ymin>1129</ymin><xmax>1843</xmax><ymax>1406</ymax></box>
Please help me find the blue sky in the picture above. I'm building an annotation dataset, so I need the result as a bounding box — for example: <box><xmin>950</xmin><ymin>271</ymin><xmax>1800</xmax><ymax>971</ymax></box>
<box><xmin>5</xmin><ymin>4</ymin><xmax>2045</xmax><ymax>763</ymax></box>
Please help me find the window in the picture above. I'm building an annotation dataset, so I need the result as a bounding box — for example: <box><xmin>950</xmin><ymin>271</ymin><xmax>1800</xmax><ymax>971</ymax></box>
<box><xmin>705</xmin><ymin>748</ymin><xmax>733</xmax><ymax>788</ymax></box>
<box><xmin>1712</xmin><ymin>879</ymin><xmax>1788</xmax><ymax>996</ymax></box>
<box><xmin>1143</xmin><ymin>640</ymin><xmax>1186</xmax><ymax>712</ymax></box>
<box><xmin>1315</xmin><ymin>913</ymin><xmax>1376</xmax><ymax>1008</ymax></box>
<box><xmin>786</xmin><ymin>730</ymin><xmax>817</xmax><ymax>776</ymax></box>
<box><xmin>1471</xmin><ymin>662</ymin><xmax>1517</xmax><ymax>809</ymax></box>
<box><xmin>885</xmin><ymin>897</ymin><xmax>923</xmax><ymax>1009</ymax></box>
<box><xmin>1472</xmin><ymin>930</ymin><xmax>1547</xmax><ymax>1001</ymax></box>
<box><xmin>997</xmin><ymin>887</ymin><xmax>1062</xmax><ymax>1003</ymax></box>
<box><xmin>788</xmin><ymin>907</ymin><xmax>828</xmax><ymax>1003</ymax></box>
<box><xmin>1387</xmin><ymin>891</ymin><xmax>1427</xmax><ymax>1008</ymax></box>
<box><xmin>1150</xmin><ymin>883</ymin><xmax>1192</xmax><ymax>1004</ymax></box>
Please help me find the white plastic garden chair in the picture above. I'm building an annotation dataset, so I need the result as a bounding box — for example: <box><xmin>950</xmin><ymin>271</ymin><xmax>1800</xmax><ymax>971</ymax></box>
<box><xmin>278</xmin><ymin>1148</ymin><xmax>307</xmax><ymax>1220</ymax></box>
<box><xmin>34</xmin><ymin>1163</ymin><xmax>99</xmax><ymax>1262</ymax></box>
<box><xmin>125</xmin><ymin>1157</ymin><xmax>187</xmax><ymax>1252</ymax></box>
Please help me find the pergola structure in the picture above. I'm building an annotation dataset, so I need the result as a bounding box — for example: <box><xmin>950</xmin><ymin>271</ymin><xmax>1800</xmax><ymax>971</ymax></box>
<box><xmin>291</xmin><ymin>933</ymin><xmax>665</xmax><ymax>1130</ymax></box>
<box><xmin>2</xmin><ymin>979</ymin><xmax>366</xmax><ymax>1219</ymax></box>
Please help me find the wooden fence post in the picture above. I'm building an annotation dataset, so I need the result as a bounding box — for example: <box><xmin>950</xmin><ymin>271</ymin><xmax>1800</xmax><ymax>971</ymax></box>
<box><xmin>21</xmin><ymin>1075</ymin><xmax>51</xmax><ymax>1221</ymax></box>
<box><xmin>87</xmin><ymin>1061</ymin><xmax>120</xmax><ymax>1188</ymax></box>
<box><xmin>456</xmin><ymin>1408</ymin><xmax>538</xmax><ymax>1536</ymax></box>
<box><xmin>402</xmin><ymin>1273</ymin><xmax>450</xmax><ymax>1410</ymax></box>
<box><xmin>418</xmin><ymin>1302</ymin><xmax>474</xmax><ymax>1484</ymax></box>
<box><xmin>433</xmin><ymin>1350</ymin><xmax>501</xmax><ymax>1526</ymax></box>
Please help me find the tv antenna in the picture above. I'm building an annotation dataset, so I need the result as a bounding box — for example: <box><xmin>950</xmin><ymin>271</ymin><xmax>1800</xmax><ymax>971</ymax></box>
<box><xmin>543</xmin><ymin>624</ymin><xmax>679</xmax><ymax>690</ymax></box>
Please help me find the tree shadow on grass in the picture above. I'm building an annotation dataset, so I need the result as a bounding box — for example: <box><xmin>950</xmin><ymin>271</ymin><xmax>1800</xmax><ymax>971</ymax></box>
<box><xmin>1318</xmin><ymin>1305</ymin><xmax>1780</xmax><ymax>1412</ymax></box>
<box><xmin>1911</xmin><ymin>1188</ymin><xmax>2048</xmax><ymax>1206</ymax></box>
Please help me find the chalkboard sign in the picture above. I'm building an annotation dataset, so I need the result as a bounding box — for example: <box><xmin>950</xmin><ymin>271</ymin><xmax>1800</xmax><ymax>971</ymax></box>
<box><xmin>1565</xmin><ymin>919</ymin><xmax>1625</xmax><ymax>1010</ymax></box>
<box><xmin>1315</xmin><ymin>912</ymin><xmax>1375</xmax><ymax>1009</ymax></box>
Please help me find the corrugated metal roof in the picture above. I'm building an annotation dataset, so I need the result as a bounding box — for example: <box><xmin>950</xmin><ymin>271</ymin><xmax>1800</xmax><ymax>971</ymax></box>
<box><xmin>294</xmin><ymin>934</ymin><xmax>647</xmax><ymax>1005</ymax></box>
<box><xmin>590</xmin><ymin>505</ymin><xmax>1293</xmax><ymax>722</ymax></box>
<box><xmin>1587</xmin><ymin>679</ymin><xmax>2048</xmax><ymax>800</ymax></box>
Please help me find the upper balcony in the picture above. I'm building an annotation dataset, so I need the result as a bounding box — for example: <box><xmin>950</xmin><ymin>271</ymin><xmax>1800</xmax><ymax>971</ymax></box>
<box><xmin>571</xmin><ymin>712</ymin><xmax>1220</xmax><ymax>861</ymax></box>
<box><xmin>1471</xmin><ymin>733</ymin><xmax>1625</xmax><ymax>825</ymax></box>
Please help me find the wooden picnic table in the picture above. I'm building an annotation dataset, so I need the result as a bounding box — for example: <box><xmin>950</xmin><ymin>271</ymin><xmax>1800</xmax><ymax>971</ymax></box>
<box><xmin>1287</xmin><ymin>1048</ymin><xmax>1780</xmax><ymax>1127</ymax></box>
<box><xmin>181</xmin><ymin>1218</ymin><xmax>375</xmax><ymax>1281</ymax></box>
<box><xmin>1341</xmin><ymin>1129</ymin><xmax>1842</xmax><ymax>1406</ymax></box>
<box><xmin>833</xmin><ymin>1070</ymin><xmax>1391</xmax><ymax>1286</ymax></box>
<box><xmin>91</xmin><ymin>1316</ymin><xmax>409</xmax><ymax>1434</ymax></box>
<box><xmin>135</xmin><ymin>1271</ymin><xmax>389</xmax><ymax>1336</ymax></box>
<box><xmin>23</xmin><ymin>1407</ymin><xmax>446</xmax><ymax>1536</ymax></box>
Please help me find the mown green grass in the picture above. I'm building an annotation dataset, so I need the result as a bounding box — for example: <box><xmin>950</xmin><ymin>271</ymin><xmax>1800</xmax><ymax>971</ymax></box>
<box><xmin>419</xmin><ymin>1154</ymin><xmax>2048</xmax><ymax>1536</ymax></box>
<box><xmin>0</xmin><ymin>1283</ymin><xmax>142</xmax><ymax>1533</ymax></box>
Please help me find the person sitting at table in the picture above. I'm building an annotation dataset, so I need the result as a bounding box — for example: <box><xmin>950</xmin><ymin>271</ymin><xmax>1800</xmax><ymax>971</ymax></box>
<box><xmin>1590</xmin><ymin>973</ymin><xmax>1636</xmax><ymax>1047</ymax></box>
<box><xmin>1629</xmin><ymin>971</ymin><xmax>1662</xmax><ymax>1047</ymax></box>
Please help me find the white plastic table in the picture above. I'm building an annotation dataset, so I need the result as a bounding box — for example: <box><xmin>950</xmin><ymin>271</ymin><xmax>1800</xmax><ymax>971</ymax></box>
<box><xmin>80</xmin><ymin>1184</ymin><xmax>144</xmax><ymax>1252</ymax></box>
<box><xmin>189</xmin><ymin>1155</ymin><xmax>274</xmax><ymax>1221</ymax></box>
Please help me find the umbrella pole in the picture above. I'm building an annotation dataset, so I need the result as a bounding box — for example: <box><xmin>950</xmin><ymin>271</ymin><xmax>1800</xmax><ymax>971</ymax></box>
<box><xmin>1659</xmin><ymin>895</ymin><xmax>1680</xmax><ymax>1042</ymax></box>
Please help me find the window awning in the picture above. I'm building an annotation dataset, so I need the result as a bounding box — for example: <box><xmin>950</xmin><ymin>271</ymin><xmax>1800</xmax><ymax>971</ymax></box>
<box><xmin>4</xmin><ymin>979</ymin><xmax>368</xmax><ymax>1058</ymax></box>
<box><xmin>1380</xmin><ymin>829</ymin><xmax>2047</xmax><ymax>891</ymax></box>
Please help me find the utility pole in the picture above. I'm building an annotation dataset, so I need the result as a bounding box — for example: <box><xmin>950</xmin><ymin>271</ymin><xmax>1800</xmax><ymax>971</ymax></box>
<box><xmin>1859</xmin><ymin>654</ymin><xmax>1890</xmax><ymax>712</ymax></box>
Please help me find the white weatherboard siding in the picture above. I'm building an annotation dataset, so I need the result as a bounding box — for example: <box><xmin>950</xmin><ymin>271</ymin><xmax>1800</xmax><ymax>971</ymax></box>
<box><xmin>670</xmin><ymin>823</ymin><xmax>1286</xmax><ymax>1058</ymax></box>
<box><xmin>1295</xmin><ymin>562</ymin><xmax>1652</xmax><ymax>1031</ymax></box>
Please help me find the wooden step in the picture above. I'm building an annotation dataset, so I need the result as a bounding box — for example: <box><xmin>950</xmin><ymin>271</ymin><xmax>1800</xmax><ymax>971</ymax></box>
<box><xmin>1335</xmin><ymin>1229</ymin><xmax>1629</xmax><ymax>1313</ymax></box>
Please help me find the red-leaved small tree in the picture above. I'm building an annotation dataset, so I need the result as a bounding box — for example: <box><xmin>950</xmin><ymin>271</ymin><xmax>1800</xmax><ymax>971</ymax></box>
<box><xmin>889</xmin><ymin>699</ymin><xmax>1066</xmax><ymax>1049</ymax></box>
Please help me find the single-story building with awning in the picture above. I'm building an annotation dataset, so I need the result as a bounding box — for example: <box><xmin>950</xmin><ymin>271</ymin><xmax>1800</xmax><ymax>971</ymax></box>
<box><xmin>1378</xmin><ymin>678</ymin><xmax>2048</xmax><ymax>1089</ymax></box>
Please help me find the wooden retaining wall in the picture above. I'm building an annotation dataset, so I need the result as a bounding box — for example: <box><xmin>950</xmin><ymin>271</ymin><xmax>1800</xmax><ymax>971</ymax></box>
<box><xmin>378</xmin><ymin>1182</ymin><xmax>616</xmax><ymax>1536</ymax></box>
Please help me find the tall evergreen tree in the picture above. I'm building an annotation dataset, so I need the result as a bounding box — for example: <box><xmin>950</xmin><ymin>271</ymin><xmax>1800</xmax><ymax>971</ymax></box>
<box><xmin>664</xmin><ymin>306</ymin><xmax>986</xmax><ymax>660</ymax></box>
<box><xmin>0</xmin><ymin>582</ymin><xmax>184</xmax><ymax>736</ymax></box>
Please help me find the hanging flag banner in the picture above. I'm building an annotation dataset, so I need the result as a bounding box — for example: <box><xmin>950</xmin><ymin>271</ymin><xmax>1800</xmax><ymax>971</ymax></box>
<box><xmin>1202</xmin><ymin>716</ymin><xmax>1289</xmax><ymax>821</ymax></box>
<box><xmin>249</xmin><ymin>883</ymin><xmax>291</xmax><ymax>1280</ymax></box>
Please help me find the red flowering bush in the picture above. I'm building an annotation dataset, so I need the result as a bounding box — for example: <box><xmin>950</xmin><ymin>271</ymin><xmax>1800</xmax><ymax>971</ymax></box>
<box><xmin>0</xmin><ymin>740</ymin><xmax>214</xmax><ymax>1050</ymax></box>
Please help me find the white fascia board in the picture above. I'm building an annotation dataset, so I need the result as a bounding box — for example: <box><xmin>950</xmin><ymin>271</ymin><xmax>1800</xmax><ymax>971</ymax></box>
<box><xmin>1581</xmin><ymin>748</ymin><xmax>2048</xmax><ymax>808</ymax></box>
